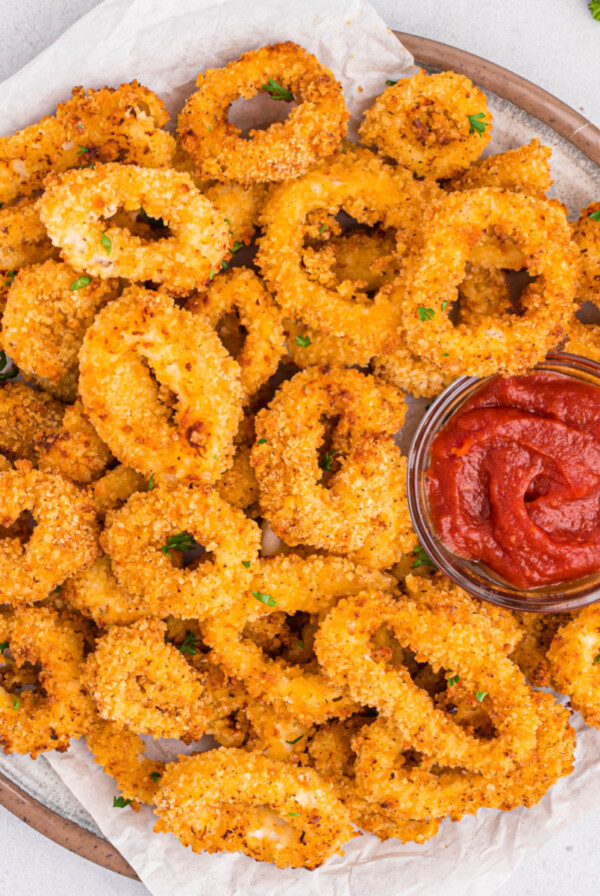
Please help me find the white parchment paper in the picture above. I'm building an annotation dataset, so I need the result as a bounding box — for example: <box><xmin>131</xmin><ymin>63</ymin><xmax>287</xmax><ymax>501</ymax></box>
<box><xmin>2</xmin><ymin>0</ymin><xmax>600</xmax><ymax>892</ymax></box>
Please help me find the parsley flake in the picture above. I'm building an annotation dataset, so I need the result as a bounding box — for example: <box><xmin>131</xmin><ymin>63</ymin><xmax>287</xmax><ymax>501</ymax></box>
<box><xmin>209</xmin><ymin>268</ymin><xmax>215</xmax><ymax>281</ymax></box>
<box><xmin>69</xmin><ymin>275</ymin><xmax>92</xmax><ymax>291</ymax></box>
<box><xmin>0</xmin><ymin>642</ymin><xmax>8</xmax><ymax>654</ymax></box>
<box><xmin>297</xmin><ymin>640</ymin><xmax>304</xmax><ymax>649</ymax></box>
<box><xmin>242</xmin><ymin>560</ymin><xmax>251</xmax><ymax>569</ymax></box>
<box><xmin>13</xmin><ymin>696</ymin><xmax>19</xmax><ymax>710</ymax></box>
<box><xmin>161</xmin><ymin>532</ymin><xmax>199</xmax><ymax>556</ymax></box>
<box><xmin>113</xmin><ymin>796</ymin><xmax>133</xmax><ymax>808</ymax></box>
<box><xmin>285</xmin><ymin>734</ymin><xmax>304</xmax><ymax>745</ymax></box>
<box><xmin>231</xmin><ymin>241</ymin><xmax>243</xmax><ymax>255</ymax></box>
<box><xmin>590</xmin><ymin>0</ymin><xmax>600</xmax><ymax>20</ymax></box>
<box><xmin>294</xmin><ymin>334</ymin><xmax>312</xmax><ymax>347</ymax></box>
<box><xmin>318</xmin><ymin>225</ymin><xmax>327</xmax><ymax>234</ymax></box>
<box><xmin>257</xmin><ymin>438</ymin><xmax>267</xmax><ymax>444</ymax></box>
<box><xmin>441</xmin><ymin>300</ymin><xmax>448</xmax><ymax>311</ymax></box>
<box><xmin>5</xmin><ymin>270</ymin><xmax>15</xmax><ymax>287</ymax></box>
<box><xmin>224</xmin><ymin>217</ymin><xmax>233</xmax><ymax>235</ymax></box>
<box><xmin>475</xmin><ymin>690</ymin><xmax>487</xmax><ymax>702</ymax></box>
<box><xmin>589</xmin><ymin>208</ymin><xmax>600</xmax><ymax>222</ymax></box>
<box><xmin>261</xmin><ymin>79</ymin><xmax>294</xmax><ymax>102</ymax></box>
<box><xmin>412</xmin><ymin>545</ymin><xmax>435</xmax><ymax>569</ymax></box>
<box><xmin>178</xmin><ymin>630</ymin><xmax>198</xmax><ymax>656</ymax></box>
<box><xmin>467</xmin><ymin>113</ymin><xmax>489</xmax><ymax>137</ymax></box>
<box><xmin>594</xmin><ymin>653</ymin><xmax>600</xmax><ymax>664</ymax></box>
<box><xmin>76</xmin><ymin>145</ymin><xmax>89</xmax><ymax>155</ymax></box>
<box><xmin>320</xmin><ymin>450</ymin><xmax>337</xmax><ymax>471</ymax></box>
<box><xmin>149</xmin><ymin>771</ymin><xmax>162</xmax><ymax>783</ymax></box>
<box><xmin>386</xmin><ymin>79</ymin><xmax>398</xmax><ymax>87</ymax></box>
<box><xmin>447</xmin><ymin>673</ymin><xmax>460</xmax><ymax>687</ymax></box>
<box><xmin>147</xmin><ymin>472</ymin><xmax>155</xmax><ymax>490</ymax></box>
<box><xmin>417</xmin><ymin>306</ymin><xmax>435</xmax><ymax>322</ymax></box>
<box><xmin>252</xmin><ymin>590</ymin><xmax>277</xmax><ymax>607</ymax></box>
<box><xmin>288</xmin><ymin>812</ymin><xmax>300</xmax><ymax>817</ymax></box>
<box><xmin>100</xmin><ymin>233</ymin><xmax>112</xmax><ymax>256</ymax></box>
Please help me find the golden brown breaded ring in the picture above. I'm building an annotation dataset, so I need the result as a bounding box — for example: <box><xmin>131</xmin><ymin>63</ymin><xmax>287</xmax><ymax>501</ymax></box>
<box><xmin>284</xmin><ymin>318</ymin><xmax>372</xmax><ymax>368</ymax></box>
<box><xmin>187</xmin><ymin>267</ymin><xmax>285</xmax><ymax>402</ymax></box>
<box><xmin>510</xmin><ymin>612</ymin><xmax>567</xmax><ymax>687</ymax></box>
<box><xmin>397</xmin><ymin>188</ymin><xmax>579</xmax><ymax>376</ymax></box>
<box><xmin>84</xmin><ymin>618</ymin><xmax>218</xmax><ymax>740</ymax></box>
<box><xmin>61</xmin><ymin>555</ymin><xmax>147</xmax><ymax>627</ymax></box>
<box><xmin>92</xmin><ymin>465</ymin><xmax>147</xmax><ymax>518</ymax></box>
<box><xmin>86</xmin><ymin>718</ymin><xmax>164</xmax><ymax>809</ymax></box>
<box><xmin>547</xmin><ymin>605</ymin><xmax>600</xmax><ymax>728</ymax></box>
<box><xmin>257</xmin><ymin>151</ymin><xmax>440</xmax><ymax>354</ymax></box>
<box><xmin>457</xmin><ymin>263</ymin><xmax>512</xmax><ymax>322</ymax></box>
<box><xmin>0</xmin><ymin>199</ymin><xmax>56</xmax><ymax>270</ymax></box>
<box><xmin>0</xmin><ymin>81</ymin><xmax>175</xmax><ymax>204</ymax></box>
<box><xmin>37</xmin><ymin>400</ymin><xmax>112</xmax><ymax>484</ymax></box>
<box><xmin>0</xmin><ymin>469</ymin><xmax>100</xmax><ymax>604</ymax></box>
<box><xmin>102</xmin><ymin>485</ymin><xmax>260</xmax><ymax>618</ymax></box>
<box><xmin>202</xmin><ymin>554</ymin><xmax>392</xmax><ymax>725</ymax></box>
<box><xmin>38</xmin><ymin>164</ymin><xmax>231</xmax><ymax>291</ymax></box>
<box><xmin>359</xmin><ymin>70</ymin><xmax>492</xmax><ymax>179</ymax></box>
<box><xmin>315</xmin><ymin>580</ymin><xmax>540</xmax><ymax>774</ymax></box>
<box><xmin>154</xmin><ymin>748</ymin><xmax>355</xmax><ymax>869</ymax></box>
<box><xmin>0</xmin><ymin>606</ymin><xmax>95</xmax><ymax>756</ymax></box>
<box><xmin>0</xmin><ymin>383</ymin><xmax>64</xmax><ymax>464</ymax></box>
<box><xmin>371</xmin><ymin>344</ymin><xmax>453</xmax><ymax>400</ymax></box>
<box><xmin>252</xmin><ymin>366</ymin><xmax>415</xmax><ymax>565</ymax></box>
<box><xmin>79</xmin><ymin>286</ymin><xmax>243</xmax><ymax>484</ymax></box>
<box><xmin>2</xmin><ymin>261</ymin><xmax>119</xmax><ymax>400</ymax></box>
<box><xmin>178</xmin><ymin>42</ymin><xmax>348</xmax><ymax>185</ymax></box>
<box><xmin>446</xmin><ymin>139</ymin><xmax>552</xmax><ymax>196</ymax></box>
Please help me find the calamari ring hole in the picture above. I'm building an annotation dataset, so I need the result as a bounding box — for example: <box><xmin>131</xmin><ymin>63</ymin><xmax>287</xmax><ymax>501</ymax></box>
<box><xmin>0</xmin><ymin>644</ymin><xmax>47</xmax><ymax>702</ymax></box>
<box><xmin>162</xmin><ymin>534</ymin><xmax>209</xmax><ymax>570</ymax></box>
<box><xmin>104</xmin><ymin>205</ymin><xmax>173</xmax><ymax>242</ymax></box>
<box><xmin>216</xmin><ymin>312</ymin><xmax>249</xmax><ymax>358</ymax></box>
<box><xmin>371</xmin><ymin>625</ymin><xmax>497</xmax><ymax>741</ymax></box>
<box><xmin>0</xmin><ymin>510</ymin><xmax>36</xmax><ymax>545</ymax></box>
<box><xmin>228</xmin><ymin>93</ymin><xmax>298</xmax><ymax>139</ymax></box>
<box><xmin>242</xmin><ymin>609</ymin><xmax>317</xmax><ymax>665</ymax></box>
<box><xmin>317</xmin><ymin>414</ymin><xmax>344</xmax><ymax>485</ymax></box>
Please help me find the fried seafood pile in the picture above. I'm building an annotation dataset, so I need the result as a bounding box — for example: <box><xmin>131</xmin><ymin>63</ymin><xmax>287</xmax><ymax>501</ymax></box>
<box><xmin>0</xmin><ymin>42</ymin><xmax>597</xmax><ymax>871</ymax></box>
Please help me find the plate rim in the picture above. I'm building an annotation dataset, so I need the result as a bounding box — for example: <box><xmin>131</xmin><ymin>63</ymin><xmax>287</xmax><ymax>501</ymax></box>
<box><xmin>1</xmin><ymin>30</ymin><xmax>598</xmax><ymax>881</ymax></box>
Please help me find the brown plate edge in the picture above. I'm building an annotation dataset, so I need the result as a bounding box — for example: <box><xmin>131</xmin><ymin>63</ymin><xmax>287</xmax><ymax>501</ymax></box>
<box><xmin>0</xmin><ymin>31</ymin><xmax>598</xmax><ymax>882</ymax></box>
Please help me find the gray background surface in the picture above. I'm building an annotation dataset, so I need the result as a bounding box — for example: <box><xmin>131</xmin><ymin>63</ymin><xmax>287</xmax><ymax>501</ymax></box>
<box><xmin>1</xmin><ymin>0</ymin><xmax>599</xmax><ymax>893</ymax></box>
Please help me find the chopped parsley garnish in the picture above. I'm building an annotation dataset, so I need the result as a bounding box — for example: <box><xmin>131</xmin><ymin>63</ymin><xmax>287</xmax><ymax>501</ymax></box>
<box><xmin>261</xmin><ymin>79</ymin><xmax>294</xmax><ymax>102</ymax></box>
<box><xmin>230</xmin><ymin>241</ymin><xmax>243</xmax><ymax>255</ymax></box>
<box><xmin>297</xmin><ymin>640</ymin><xmax>304</xmax><ymax>650</ymax></box>
<box><xmin>209</xmin><ymin>268</ymin><xmax>215</xmax><ymax>281</ymax></box>
<box><xmin>113</xmin><ymin>796</ymin><xmax>133</xmax><ymax>808</ymax></box>
<box><xmin>447</xmin><ymin>672</ymin><xmax>460</xmax><ymax>687</ymax></box>
<box><xmin>161</xmin><ymin>532</ymin><xmax>199</xmax><ymax>556</ymax></box>
<box><xmin>320</xmin><ymin>450</ymin><xmax>337</xmax><ymax>471</ymax></box>
<box><xmin>100</xmin><ymin>233</ymin><xmax>112</xmax><ymax>256</ymax></box>
<box><xmin>13</xmin><ymin>696</ymin><xmax>19</xmax><ymax>710</ymax></box>
<box><xmin>285</xmin><ymin>734</ymin><xmax>304</xmax><ymax>745</ymax></box>
<box><xmin>412</xmin><ymin>545</ymin><xmax>435</xmax><ymax>569</ymax></box>
<box><xmin>221</xmin><ymin>260</ymin><xmax>228</xmax><ymax>270</ymax></box>
<box><xmin>224</xmin><ymin>217</ymin><xmax>233</xmax><ymax>235</ymax></box>
<box><xmin>594</xmin><ymin>653</ymin><xmax>600</xmax><ymax>664</ymax></box>
<box><xmin>385</xmin><ymin>79</ymin><xmax>398</xmax><ymax>86</ymax></box>
<box><xmin>0</xmin><ymin>642</ymin><xmax>8</xmax><ymax>654</ymax></box>
<box><xmin>149</xmin><ymin>772</ymin><xmax>162</xmax><ymax>783</ymax></box>
<box><xmin>589</xmin><ymin>208</ymin><xmax>600</xmax><ymax>221</ymax></box>
<box><xmin>147</xmin><ymin>472</ymin><xmax>155</xmax><ymax>490</ymax></box>
<box><xmin>288</xmin><ymin>812</ymin><xmax>300</xmax><ymax>817</ymax></box>
<box><xmin>590</xmin><ymin>0</ymin><xmax>600</xmax><ymax>20</ymax></box>
<box><xmin>318</xmin><ymin>225</ymin><xmax>327</xmax><ymax>234</ymax></box>
<box><xmin>252</xmin><ymin>590</ymin><xmax>277</xmax><ymax>607</ymax></box>
<box><xmin>242</xmin><ymin>560</ymin><xmax>251</xmax><ymax>569</ymax></box>
<box><xmin>475</xmin><ymin>690</ymin><xmax>487</xmax><ymax>702</ymax></box>
<box><xmin>76</xmin><ymin>145</ymin><xmax>89</xmax><ymax>155</ymax></box>
<box><xmin>257</xmin><ymin>438</ymin><xmax>267</xmax><ymax>444</ymax></box>
<box><xmin>53</xmin><ymin>585</ymin><xmax>62</xmax><ymax>594</ymax></box>
<box><xmin>5</xmin><ymin>270</ymin><xmax>15</xmax><ymax>287</ymax></box>
<box><xmin>417</xmin><ymin>306</ymin><xmax>435</xmax><ymax>322</ymax></box>
<box><xmin>178</xmin><ymin>630</ymin><xmax>198</xmax><ymax>656</ymax></box>
<box><xmin>0</xmin><ymin>351</ymin><xmax>18</xmax><ymax>381</ymax></box>
<box><xmin>441</xmin><ymin>300</ymin><xmax>448</xmax><ymax>311</ymax></box>
<box><xmin>294</xmin><ymin>334</ymin><xmax>312</xmax><ymax>347</ymax></box>
<box><xmin>467</xmin><ymin>113</ymin><xmax>489</xmax><ymax>137</ymax></box>
<box><xmin>69</xmin><ymin>275</ymin><xmax>92</xmax><ymax>291</ymax></box>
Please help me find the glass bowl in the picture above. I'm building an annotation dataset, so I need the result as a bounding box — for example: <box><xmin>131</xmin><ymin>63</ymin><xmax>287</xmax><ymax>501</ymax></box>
<box><xmin>406</xmin><ymin>352</ymin><xmax>600</xmax><ymax>613</ymax></box>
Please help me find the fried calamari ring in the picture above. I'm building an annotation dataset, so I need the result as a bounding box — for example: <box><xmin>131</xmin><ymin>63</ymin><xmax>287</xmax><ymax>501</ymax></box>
<box><xmin>38</xmin><ymin>164</ymin><xmax>231</xmax><ymax>291</ymax></box>
<box><xmin>284</xmin><ymin>318</ymin><xmax>372</xmax><ymax>368</ymax></box>
<box><xmin>62</xmin><ymin>555</ymin><xmax>147</xmax><ymax>627</ymax></box>
<box><xmin>258</xmin><ymin>151</ymin><xmax>439</xmax><ymax>353</ymax></box>
<box><xmin>456</xmin><ymin>263</ymin><xmax>512</xmax><ymax>322</ymax></box>
<box><xmin>202</xmin><ymin>554</ymin><xmax>391</xmax><ymax>725</ymax></box>
<box><xmin>510</xmin><ymin>612</ymin><xmax>567</xmax><ymax>687</ymax></box>
<box><xmin>252</xmin><ymin>366</ymin><xmax>415</xmax><ymax>564</ymax></box>
<box><xmin>446</xmin><ymin>139</ymin><xmax>552</xmax><ymax>197</ymax></box>
<box><xmin>547</xmin><ymin>605</ymin><xmax>600</xmax><ymax>728</ymax></box>
<box><xmin>178</xmin><ymin>42</ymin><xmax>348</xmax><ymax>185</ymax></box>
<box><xmin>86</xmin><ymin>718</ymin><xmax>165</xmax><ymax>809</ymax></box>
<box><xmin>371</xmin><ymin>345</ymin><xmax>453</xmax><ymax>400</ymax></box>
<box><xmin>359</xmin><ymin>71</ymin><xmax>492</xmax><ymax>179</ymax></box>
<box><xmin>315</xmin><ymin>578</ymin><xmax>540</xmax><ymax>774</ymax></box>
<box><xmin>79</xmin><ymin>286</ymin><xmax>243</xmax><ymax>484</ymax></box>
<box><xmin>102</xmin><ymin>485</ymin><xmax>260</xmax><ymax>618</ymax></box>
<box><xmin>0</xmin><ymin>81</ymin><xmax>175</xmax><ymax>204</ymax></box>
<box><xmin>0</xmin><ymin>199</ymin><xmax>56</xmax><ymax>269</ymax></box>
<box><xmin>0</xmin><ymin>469</ymin><xmax>100</xmax><ymax>604</ymax></box>
<box><xmin>37</xmin><ymin>401</ymin><xmax>112</xmax><ymax>484</ymax></box>
<box><xmin>397</xmin><ymin>188</ymin><xmax>579</xmax><ymax>376</ymax></box>
<box><xmin>187</xmin><ymin>268</ymin><xmax>285</xmax><ymax>402</ymax></box>
<box><xmin>2</xmin><ymin>260</ymin><xmax>119</xmax><ymax>399</ymax></box>
<box><xmin>91</xmin><ymin>465</ymin><xmax>147</xmax><ymax>519</ymax></box>
<box><xmin>84</xmin><ymin>618</ymin><xmax>218</xmax><ymax>740</ymax></box>
<box><xmin>0</xmin><ymin>606</ymin><xmax>95</xmax><ymax>756</ymax></box>
<box><xmin>154</xmin><ymin>749</ymin><xmax>355</xmax><ymax>869</ymax></box>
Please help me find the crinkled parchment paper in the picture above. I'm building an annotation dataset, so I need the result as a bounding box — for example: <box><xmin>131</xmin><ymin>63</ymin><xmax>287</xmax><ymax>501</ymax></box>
<box><xmin>1</xmin><ymin>0</ymin><xmax>600</xmax><ymax>892</ymax></box>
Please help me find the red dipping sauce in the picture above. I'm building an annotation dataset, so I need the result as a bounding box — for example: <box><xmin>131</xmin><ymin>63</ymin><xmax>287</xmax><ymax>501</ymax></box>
<box><xmin>426</xmin><ymin>372</ymin><xmax>600</xmax><ymax>589</ymax></box>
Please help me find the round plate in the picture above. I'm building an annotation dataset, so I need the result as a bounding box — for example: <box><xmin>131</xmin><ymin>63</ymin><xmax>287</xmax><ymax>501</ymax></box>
<box><xmin>0</xmin><ymin>31</ymin><xmax>599</xmax><ymax>880</ymax></box>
